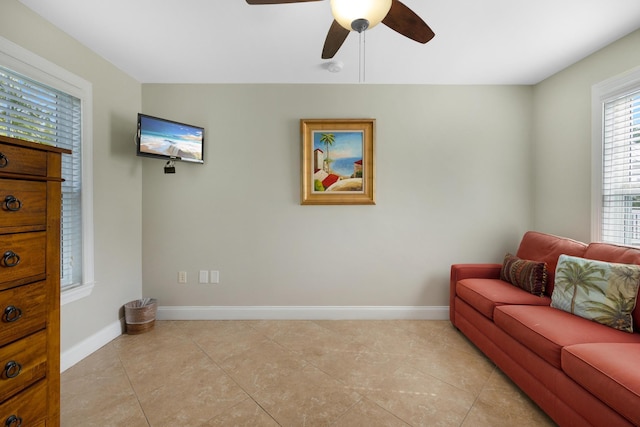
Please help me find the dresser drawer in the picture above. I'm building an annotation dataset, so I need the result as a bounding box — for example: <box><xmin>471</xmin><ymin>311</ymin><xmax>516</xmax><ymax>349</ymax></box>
<box><xmin>0</xmin><ymin>180</ymin><xmax>47</xmax><ymax>231</ymax></box>
<box><xmin>0</xmin><ymin>232</ymin><xmax>46</xmax><ymax>291</ymax></box>
<box><xmin>0</xmin><ymin>379</ymin><xmax>47</xmax><ymax>426</ymax></box>
<box><xmin>0</xmin><ymin>330</ymin><xmax>47</xmax><ymax>403</ymax></box>
<box><xmin>0</xmin><ymin>282</ymin><xmax>46</xmax><ymax>347</ymax></box>
<box><xmin>0</xmin><ymin>144</ymin><xmax>47</xmax><ymax>177</ymax></box>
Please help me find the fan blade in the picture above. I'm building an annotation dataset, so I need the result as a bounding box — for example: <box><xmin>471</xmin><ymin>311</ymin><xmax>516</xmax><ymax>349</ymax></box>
<box><xmin>322</xmin><ymin>20</ymin><xmax>350</xmax><ymax>59</ymax></box>
<box><xmin>246</xmin><ymin>0</ymin><xmax>321</xmax><ymax>4</ymax></box>
<box><xmin>382</xmin><ymin>0</ymin><xmax>435</xmax><ymax>44</ymax></box>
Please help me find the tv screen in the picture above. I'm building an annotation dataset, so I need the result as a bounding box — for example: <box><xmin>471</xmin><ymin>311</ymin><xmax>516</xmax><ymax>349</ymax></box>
<box><xmin>136</xmin><ymin>113</ymin><xmax>204</xmax><ymax>163</ymax></box>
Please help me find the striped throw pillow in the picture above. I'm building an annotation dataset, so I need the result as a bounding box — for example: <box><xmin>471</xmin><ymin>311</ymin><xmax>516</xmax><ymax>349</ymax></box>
<box><xmin>500</xmin><ymin>253</ymin><xmax>548</xmax><ymax>296</ymax></box>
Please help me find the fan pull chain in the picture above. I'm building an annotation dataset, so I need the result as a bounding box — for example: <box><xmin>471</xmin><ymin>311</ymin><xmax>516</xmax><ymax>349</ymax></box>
<box><xmin>358</xmin><ymin>30</ymin><xmax>367</xmax><ymax>83</ymax></box>
<box><xmin>363</xmin><ymin>30</ymin><xmax>366</xmax><ymax>83</ymax></box>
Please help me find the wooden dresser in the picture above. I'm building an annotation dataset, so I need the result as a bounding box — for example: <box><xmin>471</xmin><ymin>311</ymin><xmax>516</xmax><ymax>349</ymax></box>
<box><xmin>0</xmin><ymin>135</ymin><xmax>70</xmax><ymax>427</ymax></box>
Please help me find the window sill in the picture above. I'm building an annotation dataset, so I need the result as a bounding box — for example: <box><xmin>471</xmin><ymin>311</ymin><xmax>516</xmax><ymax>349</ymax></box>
<box><xmin>61</xmin><ymin>282</ymin><xmax>95</xmax><ymax>306</ymax></box>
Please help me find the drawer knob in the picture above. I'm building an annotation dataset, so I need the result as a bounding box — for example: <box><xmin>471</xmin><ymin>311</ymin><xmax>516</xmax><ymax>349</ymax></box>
<box><xmin>1</xmin><ymin>251</ymin><xmax>20</xmax><ymax>268</ymax></box>
<box><xmin>2</xmin><ymin>306</ymin><xmax>22</xmax><ymax>323</ymax></box>
<box><xmin>4</xmin><ymin>415</ymin><xmax>21</xmax><ymax>427</ymax></box>
<box><xmin>3</xmin><ymin>361</ymin><xmax>21</xmax><ymax>379</ymax></box>
<box><xmin>4</xmin><ymin>415</ymin><xmax>22</xmax><ymax>427</ymax></box>
<box><xmin>3</xmin><ymin>196</ymin><xmax>21</xmax><ymax>212</ymax></box>
<box><xmin>0</xmin><ymin>153</ymin><xmax>7</xmax><ymax>169</ymax></box>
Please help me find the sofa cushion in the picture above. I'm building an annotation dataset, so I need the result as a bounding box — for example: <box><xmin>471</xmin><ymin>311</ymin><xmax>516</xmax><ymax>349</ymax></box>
<box><xmin>551</xmin><ymin>255</ymin><xmax>640</xmax><ymax>333</ymax></box>
<box><xmin>562</xmin><ymin>343</ymin><xmax>640</xmax><ymax>426</ymax></box>
<box><xmin>584</xmin><ymin>242</ymin><xmax>640</xmax><ymax>265</ymax></box>
<box><xmin>500</xmin><ymin>253</ymin><xmax>547</xmax><ymax>296</ymax></box>
<box><xmin>457</xmin><ymin>278</ymin><xmax>551</xmax><ymax>320</ymax></box>
<box><xmin>494</xmin><ymin>305</ymin><xmax>640</xmax><ymax>369</ymax></box>
<box><xmin>515</xmin><ymin>231</ymin><xmax>588</xmax><ymax>296</ymax></box>
<box><xmin>584</xmin><ymin>242</ymin><xmax>640</xmax><ymax>333</ymax></box>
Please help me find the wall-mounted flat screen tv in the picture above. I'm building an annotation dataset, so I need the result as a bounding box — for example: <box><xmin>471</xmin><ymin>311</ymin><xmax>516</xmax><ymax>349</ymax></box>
<box><xmin>136</xmin><ymin>113</ymin><xmax>204</xmax><ymax>163</ymax></box>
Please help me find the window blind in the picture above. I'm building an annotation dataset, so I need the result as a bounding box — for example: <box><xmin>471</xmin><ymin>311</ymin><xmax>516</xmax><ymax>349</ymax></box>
<box><xmin>602</xmin><ymin>88</ymin><xmax>640</xmax><ymax>246</ymax></box>
<box><xmin>0</xmin><ymin>66</ymin><xmax>82</xmax><ymax>288</ymax></box>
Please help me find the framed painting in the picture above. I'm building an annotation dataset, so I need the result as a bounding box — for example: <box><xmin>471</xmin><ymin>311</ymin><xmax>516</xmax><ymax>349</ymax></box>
<box><xmin>300</xmin><ymin>118</ymin><xmax>375</xmax><ymax>205</ymax></box>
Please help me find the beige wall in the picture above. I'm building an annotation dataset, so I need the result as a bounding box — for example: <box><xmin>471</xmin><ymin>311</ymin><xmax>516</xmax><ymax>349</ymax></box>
<box><xmin>1</xmin><ymin>1</ymin><xmax>143</xmax><ymax>352</ymax></box>
<box><xmin>141</xmin><ymin>84</ymin><xmax>533</xmax><ymax>309</ymax></box>
<box><xmin>532</xmin><ymin>29</ymin><xmax>640</xmax><ymax>242</ymax></box>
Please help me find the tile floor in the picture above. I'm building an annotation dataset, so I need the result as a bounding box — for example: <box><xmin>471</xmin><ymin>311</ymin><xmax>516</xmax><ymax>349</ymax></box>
<box><xmin>61</xmin><ymin>320</ymin><xmax>557</xmax><ymax>426</ymax></box>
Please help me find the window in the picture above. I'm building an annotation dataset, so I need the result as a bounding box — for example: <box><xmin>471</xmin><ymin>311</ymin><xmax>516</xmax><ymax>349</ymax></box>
<box><xmin>592</xmin><ymin>66</ymin><xmax>640</xmax><ymax>246</ymax></box>
<box><xmin>0</xmin><ymin>66</ymin><xmax>82</xmax><ymax>287</ymax></box>
<box><xmin>0</xmin><ymin>36</ymin><xmax>94</xmax><ymax>303</ymax></box>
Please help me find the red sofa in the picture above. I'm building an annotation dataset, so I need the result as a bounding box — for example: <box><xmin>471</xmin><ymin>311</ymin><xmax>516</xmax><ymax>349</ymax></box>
<box><xmin>450</xmin><ymin>231</ymin><xmax>640</xmax><ymax>427</ymax></box>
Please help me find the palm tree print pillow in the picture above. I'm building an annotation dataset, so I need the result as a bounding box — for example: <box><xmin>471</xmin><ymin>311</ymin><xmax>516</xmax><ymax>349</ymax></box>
<box><xmin>551</xmin><ymin>254</ymin><xmax>640</xmax><ymax>332</ymax></box>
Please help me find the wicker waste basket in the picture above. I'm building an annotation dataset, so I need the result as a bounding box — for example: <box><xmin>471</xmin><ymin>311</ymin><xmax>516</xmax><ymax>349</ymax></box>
<box><xmin>124</xmin><ymin>298</ymin><xmax>157</xmax><ymax>334</ymax></box>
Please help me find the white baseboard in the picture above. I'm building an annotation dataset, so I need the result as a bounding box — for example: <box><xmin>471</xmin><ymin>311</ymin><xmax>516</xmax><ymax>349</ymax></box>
<box><xmin>61</xmin><ymin>306</ymin><xmax>449</xmax><ymax>371</ymax></box>
<box><xmin>156</xmin><ymin>306</ymin><xmax>449</xmax><ymax>321</ymax></box>
<box><xmin>61</xmin><ymin>318</ymin><xmax>124</xmax><ymax>372</ymax></box>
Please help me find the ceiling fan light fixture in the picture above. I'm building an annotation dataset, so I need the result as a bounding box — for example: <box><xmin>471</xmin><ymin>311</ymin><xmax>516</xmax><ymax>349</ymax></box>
<box><xmin>330</xmin><ymin>0</ymin><xmax>392</xmax><ymax>32</ymax></box>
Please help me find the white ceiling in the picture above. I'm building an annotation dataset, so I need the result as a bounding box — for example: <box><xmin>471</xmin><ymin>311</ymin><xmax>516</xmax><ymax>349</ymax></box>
<box><xmin>17</xmin><ymin>0</ymin><xmax>640</xmax><ymax>85</ymax></box>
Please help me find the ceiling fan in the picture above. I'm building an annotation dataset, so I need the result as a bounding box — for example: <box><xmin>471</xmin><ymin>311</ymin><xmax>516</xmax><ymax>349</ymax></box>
<box><xmin>245</xmin><ymin>0</ymin><xmax>435</xmax><ymax>59</ymax></box>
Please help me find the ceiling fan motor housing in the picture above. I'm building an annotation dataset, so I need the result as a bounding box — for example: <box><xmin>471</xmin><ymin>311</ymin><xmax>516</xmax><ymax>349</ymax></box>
<box><xmin>351</xmin><ymin>18</ymin><xmax>370</xmax><ymax>33</ymax></box>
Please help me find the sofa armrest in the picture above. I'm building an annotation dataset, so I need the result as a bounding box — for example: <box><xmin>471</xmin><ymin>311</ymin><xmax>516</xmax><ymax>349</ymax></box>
<box><xmin>451</xmin><ymin>263</ymin><xmax>502</xmax><ymax>282</ymax></box>
<box><xmin>449</xmin><ymin>263</ymin><xmax>502</xmax><ymax>324</ymax></box>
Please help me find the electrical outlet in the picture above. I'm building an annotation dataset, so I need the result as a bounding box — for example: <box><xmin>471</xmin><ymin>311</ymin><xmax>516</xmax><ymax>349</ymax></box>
<box><xmin>210</xmin><ymin>270</ymin><xmax>219</xmax><ymax>284</ymax></box>
<box><xmin>199</xmin><ymin>270</ymin><xmax>209</xmax><ymax>284</ymax></box>
<box><xmin>178</xmin><ymin>271</ymin><xmax>187</xmax><ymax>284</ymax></box>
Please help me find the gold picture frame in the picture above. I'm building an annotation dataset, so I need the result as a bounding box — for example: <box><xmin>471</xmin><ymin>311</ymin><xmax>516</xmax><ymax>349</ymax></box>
<box><xmin>301</xmin><ymin>118</ymin><xmax>375</xmax><ymax>205</ymax></box>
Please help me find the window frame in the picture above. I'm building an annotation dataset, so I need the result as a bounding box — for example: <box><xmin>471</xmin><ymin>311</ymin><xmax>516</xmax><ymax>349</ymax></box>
<box><xmin>591</xmin><ymin>65</ymin><xmax>640</xmax><ymax>245</ymax></box>
<box><xmin>0</xmin><ymin>36</ymin><xmax>95</xmax><ymax>304</ymax></box>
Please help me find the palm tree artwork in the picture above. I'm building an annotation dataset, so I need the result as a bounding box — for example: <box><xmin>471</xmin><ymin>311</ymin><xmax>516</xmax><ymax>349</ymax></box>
<box><xmin>319</xmin><ymin>133</ymin><xmax>335</xmax><ymax>173</ymax></box>
<box><xmin>311</xmin><ymin>130</ymin><xmax>365</xmax><ymax>193</ymax></box>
